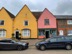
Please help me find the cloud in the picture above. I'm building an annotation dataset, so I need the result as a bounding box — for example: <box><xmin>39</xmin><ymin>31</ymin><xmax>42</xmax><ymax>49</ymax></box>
<box><xmin>0</xmin><ymin>0</ymin><xmax>63</xmax><ymax>15</ymax></box>
<box><xmin>55</xmin><ymin>0</ymin><xmax>72</xmax><ymax>15</ymax></box>
<box><xmin>0</xmin><ymin>0</ymin><xmax>48</xmax><ymax>15</ymax></box>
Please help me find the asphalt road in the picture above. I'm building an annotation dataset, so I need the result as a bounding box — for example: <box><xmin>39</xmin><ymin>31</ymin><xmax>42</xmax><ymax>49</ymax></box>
<box><xmin>0</xmin><ymin>46</ymin><xmax>72</xmax><ymax>54</ymax></box>
<box><xmin>0</xmin><ymin>39</ymin><xmax>72</xmax><ymax>54</ymax></box>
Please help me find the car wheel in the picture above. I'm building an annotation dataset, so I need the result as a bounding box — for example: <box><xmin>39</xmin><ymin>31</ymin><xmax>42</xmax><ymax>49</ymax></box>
<box><xmin>40</xmin><ymin>45</ymin><xmax>46</xmax><ymax>51</ymax></box>
<box><xmin>66</xmin><ymin>44</ymin><xmax>72</xmax><ymax>50</ymax></box>
<box><xmin>17</xmin><ymin>46</ymin><xmax>23</xmax><ymax>50</ymax></box>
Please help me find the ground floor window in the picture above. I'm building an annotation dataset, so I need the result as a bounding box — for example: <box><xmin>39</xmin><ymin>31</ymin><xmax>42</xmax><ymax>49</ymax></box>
<box><xmin>0</xmin><ymin>30</ymin><xmax>6</xmax><ymax>37</ymax></box>
<box><xmin>68</xmin><ymin>30</ymin><xmax>72</xmax><ymax>35</ymax></box>
<box><xmin>22</xmin><ymin>29</ymin><xmax>30</xmax><ymax>37</ymax></box>
<box><xmin>50</xmin><ymin>30</ymin><xmax>57</xmax><ymax>36</ymax></box>
<box><xmin>38</xmin><ymin>29</ymin><xmax>57</xmax><ymax>38</ymax></box>
<box><xmin>38</xmin><ymin>30</ymin><xmax>45</xmax><ymax>36</ymax></box>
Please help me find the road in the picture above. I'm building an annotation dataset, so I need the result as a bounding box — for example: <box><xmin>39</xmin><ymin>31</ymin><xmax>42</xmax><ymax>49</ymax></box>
<box><xmin>0</xmin><ymin>39</ymin><xmax>72</xmax><ymax>54</ymax></box>
<box><xmin>0</xmin><ymin>46</ymin><xmax>72</xmax><ymax>54</ymax></box>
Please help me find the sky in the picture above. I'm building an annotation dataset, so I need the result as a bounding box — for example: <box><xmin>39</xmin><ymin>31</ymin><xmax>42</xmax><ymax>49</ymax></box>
<box><xmin>0</xmin><ymin>0</ymin><xmax>72</xmax><ymax>16</ymax></box>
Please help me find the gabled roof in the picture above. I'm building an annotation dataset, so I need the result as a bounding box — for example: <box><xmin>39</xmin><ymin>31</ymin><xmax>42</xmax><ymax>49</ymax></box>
<box><xmin>4</xmin><ymin>8</ymin><xmax>15</xmax><ymax>18</ymax></box>
<box><xmin>15</xmin><ymin>4</ymin><xmax>35</xmax><ymax>18</ymax></box>
<box><xmin>55</xmin><ymin>15</ymin><xmax>72</xmax><ymax>19</ymax></box>
<box><xmin>1</xmin><ymin>6</ymin><xmax>72</xmax><ymax>20</ymax></box>
<box><xmin>32</xmin><ymin>12</ymin><xmax>42</xmax><ymax>19</ymax></box>
<box><xmin>32</xmin><ymin>12</ymin><xmax>72</xmax><ymax>20</ymax></box>
<box><xmin>0</xmin><ymin>7</ymin><xmax>15</xmax><ymax>18</ymax></box>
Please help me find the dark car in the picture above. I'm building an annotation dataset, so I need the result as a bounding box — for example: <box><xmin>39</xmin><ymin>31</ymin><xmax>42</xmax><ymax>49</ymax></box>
<box><xmin>35</xmin><ymin>36</ymin><xmax>72</xmax><ymax>51</ymax></box>
<box><xmin>0</xmin><ymin>39</ymin><xmax>29</xmax><ymax>50</ymax></box>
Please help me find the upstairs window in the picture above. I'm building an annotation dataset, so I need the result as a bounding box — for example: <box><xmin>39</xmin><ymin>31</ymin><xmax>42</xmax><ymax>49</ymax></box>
<box><xmin>0</xmin><ymin>20</ymin><xmax>4</xmax><ymax>25</ymax></box>
<box><xmin>44</xmin><ymin>19</ymin><xmax>49</xmax><ymax>25</ymax></box>
<box><xmin>68</xmin><ymin>30</ymin><xmax>72</xmax><ymax>35</ymax></box>
<box><xmin>24</xmin><ymin>21</ymin><xmax>28</xmax><ymax>26</ymax></box>
<box><xmin>67</xmin><ymin>20</ymin><xmax>72</xmax><ymax>25</ymax></box>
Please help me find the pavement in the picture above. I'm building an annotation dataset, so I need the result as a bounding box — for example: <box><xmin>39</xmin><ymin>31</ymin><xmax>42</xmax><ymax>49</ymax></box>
<box><xmin>0</xmin><ymin>39</ymin><xmax>72</xmax><ymax>54</ymax></box>
<box><xmin>20</xmin><ymin>39</ymin><xmax>42</xmax><ymax>45</ymax></box>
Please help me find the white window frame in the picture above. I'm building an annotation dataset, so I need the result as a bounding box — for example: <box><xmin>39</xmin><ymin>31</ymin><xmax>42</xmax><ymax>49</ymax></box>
<box><xmin>0</xmin><ymin>30</ymin><xmax>6</xmax><ymax>37</ymax></box>
<box><xmin>22</xmin><ymin>30</ymin><xmax>30</xmax><ymax>37</ymax></box>
<box><xmin>24</xmin><ymin>20</ymin><xmax>28</xmax><ymax>26</ymax></box>
<box><xmin>67</xmin><ymin>20</ymin><xmax>72</xmax><ymax>25</ymax></box>
<box><xmin>68</xmin><ymin>30</ymin><xmax>72</xmax><ymax>35</ymax></box>
<box><xmin>0</xmin><ymin>20</ymin><xmax>4</xmax><ymax>26</ymax></box>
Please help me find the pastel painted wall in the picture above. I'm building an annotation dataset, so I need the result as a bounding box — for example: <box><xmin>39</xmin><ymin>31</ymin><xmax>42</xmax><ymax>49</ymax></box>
<box><xmin>38</xmin><ymin>8</ymin><xmax>56</xmax><ymax>29</ymax></box>
<box><xmin>14</xmin><ymin>5</ymin><xmax>37</xmax><ymax>38</ymax></box>
<box><xmin>0</xmin><ymin>8</ymin><xmax>13</xmax><ymax>39</ymax></box>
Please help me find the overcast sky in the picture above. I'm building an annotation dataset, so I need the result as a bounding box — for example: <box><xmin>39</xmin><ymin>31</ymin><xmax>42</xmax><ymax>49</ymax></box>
<box><xmin>0</xmin><ymin>0</ymin><xmax>72</xmax><ymax>15</ymax></box>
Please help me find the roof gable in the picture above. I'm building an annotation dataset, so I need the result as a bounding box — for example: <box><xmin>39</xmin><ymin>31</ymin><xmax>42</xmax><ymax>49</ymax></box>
<box><xmin>32</xmin><ymin>12</ymin><xmax>42</xmax><ymax>20</ymax></box>
<box><xmin>15</xmin><ymin>5</ymin><xmax>35</xmax><ymax>18</ymax></box>
<box><xmin>0</xmin><ymin>7</ymin><xmax>15</xmax><ymax>18</ymax></box>
<box><xmin>40</xmin><ymin>8</ymin><xmax>56</xmax><ymax>19</ymax></box>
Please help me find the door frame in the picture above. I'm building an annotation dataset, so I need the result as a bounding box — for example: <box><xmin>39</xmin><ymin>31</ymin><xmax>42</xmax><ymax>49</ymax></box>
<box><xmin>14</xmin><ymin>30</ymin><xmax>20</xmax><ymax>38</ymax></box>
<box><xmin>59</xmin><ymin>30</ymin><xmax>64</xmax><ymax>36</ymax></box>
<box><xmin>45</xmin><ymin>30</ymin><xmax>50</xmax><ymax>38</ymax></box>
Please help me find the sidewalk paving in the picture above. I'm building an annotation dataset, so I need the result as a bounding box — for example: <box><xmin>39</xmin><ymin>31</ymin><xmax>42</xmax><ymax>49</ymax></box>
<box><xmin>20</xmin><ymin>39</ymin><xmax>43</xmax><ymax>45</ymax></box>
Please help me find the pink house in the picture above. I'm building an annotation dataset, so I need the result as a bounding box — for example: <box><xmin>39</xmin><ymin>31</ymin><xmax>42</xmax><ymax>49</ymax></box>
<box><xmin>38</xmin><ymin>8</ymin><xmax>57</xmax><ymax>38</ymax></box>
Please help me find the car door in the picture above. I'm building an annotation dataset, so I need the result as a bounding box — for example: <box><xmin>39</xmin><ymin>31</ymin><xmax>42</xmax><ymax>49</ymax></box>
<box><xmin>0</xmin><ymin>40</ymin><xmax>9</xmax><ymax>49</ymax></box>
<box><xmin>56</xmin><ymin>37</ymin><xmax>66</xmax><ymax>48</ymax></box>
<box><xmin>0</xmin><ymin>40</ymin><xmax>17</xmax><ymax>49</ymax></box>
<box><xmin>46</xmin><ymin>38</ymin><xmax>59</xmax><ymax>48</ymax></box>
<box><xmin>4</xmin><ymin>40</ymin><xmax>17</xmax><ymax>49</ymax></box>
<box><xmin>0</xmin><ymin>41</ymin><xmax>7</xmax><ymax>49</ymax></box>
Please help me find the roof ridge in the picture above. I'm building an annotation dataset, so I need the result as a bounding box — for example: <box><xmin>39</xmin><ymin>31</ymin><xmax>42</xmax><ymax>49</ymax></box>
<box><xmin>4</xmin><ymin>8</ymin><xmax>15</xmax><ymax>18</ymax></box>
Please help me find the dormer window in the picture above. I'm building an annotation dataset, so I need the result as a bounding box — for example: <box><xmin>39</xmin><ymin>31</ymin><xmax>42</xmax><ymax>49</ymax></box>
<box><xmin>0</xmin><ymin>20</ymin><xmax>4</xmax><ymax>25</ymax></box>
<box><xmin>44</xmin><ymin>19</ymin><xmax>49</xmax><ymax>25</ymax></box>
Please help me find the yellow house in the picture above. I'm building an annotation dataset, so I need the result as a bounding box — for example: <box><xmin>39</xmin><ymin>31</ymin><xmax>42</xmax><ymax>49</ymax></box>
<box><xmin>0</xmin><ymin>7</ymin><xmax>15</xmax><ymax>39</ymax></box>
<box><xmin>14</xmin><ymin>5</ymin><xmax>37</xmax><ymax>38</ymax></box>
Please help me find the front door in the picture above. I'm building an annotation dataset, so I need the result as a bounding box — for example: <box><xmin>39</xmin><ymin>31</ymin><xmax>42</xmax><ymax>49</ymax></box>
<box><xmin>59</xmin><ymin>30</ymin><xmax>63</xmax><ymax>35</ymax></box>
<box><xmin>46</xmin><ymin>31</ymin><xmax>49</xmax><ymax>38</ymax></box>
<box><xmin>16</xmin><ymin>31</ymin><xmax>19</xmax><ymax>39</ymax></box>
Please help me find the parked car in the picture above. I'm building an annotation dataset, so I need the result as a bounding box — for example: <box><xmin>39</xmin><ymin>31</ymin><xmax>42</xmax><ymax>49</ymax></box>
<box><xmin>35</xmin><ymin>36</ymin><xmax>72</xmax><ymax>51</ymax></box>
<box><xmin>0</xmin><ymin>39</ymin><xmax>29</xmax><ymax>50</ymax></box>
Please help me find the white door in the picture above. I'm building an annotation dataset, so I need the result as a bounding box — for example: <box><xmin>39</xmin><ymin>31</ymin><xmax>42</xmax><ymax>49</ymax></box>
<box><xmin>59</xmin><ymin>30</ymin><xmax>63</xmax><ymax>35</ymax></box>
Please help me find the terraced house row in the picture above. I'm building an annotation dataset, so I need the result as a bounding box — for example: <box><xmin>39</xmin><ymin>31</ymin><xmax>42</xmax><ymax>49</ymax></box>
<box><xmin>0</xmin><ymin>5</ymin><xmax>72</xmax><ymax>39</ymax></box>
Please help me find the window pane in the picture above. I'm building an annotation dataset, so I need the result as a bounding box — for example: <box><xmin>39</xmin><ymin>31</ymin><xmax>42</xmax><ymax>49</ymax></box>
<box><xmin>57</xmin><ymin>37</ymin><xmax>64</xmax><ymax>41</ymax></box>
<box><xmin>50</xmin><ymin>38</ymin><xmax>57</xmax><ymax>42</ymax></box>
<box><xmin>65</xmin><ymin>36</ymin><xmax>72</xmax><ymax>40</ymax></box>
<box><xmin>67</xmin><ymin>20</ymin><xmax>72</xmax><ymax>24</ymax></box>
<box><xmin>22</xmin><ymin>30</ymin><xmax>30</xmax><ymax>36</ymax></box>
<box><xmin>24</xmin><ymin>21</ymin><xmax>28</xmax><ymax>26</ymax></box>
<box><xmin>68</xmin><ymin>30</ymin><xmax>72</xmax><ymax>35</ymax></box>
<box><xmin>44</xmin><ymin>19</ymin><xmax>49</xmax><ymax>25</ymax></box>
<box><xmin>0</xmin><ymin>20</ymin><xmax>4</xmax><ymax>25</ymax></box>
<box><xmin>0</xmin><ymin>30</ymin><xmax>6</xmax><ymax>37</ymax></box>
